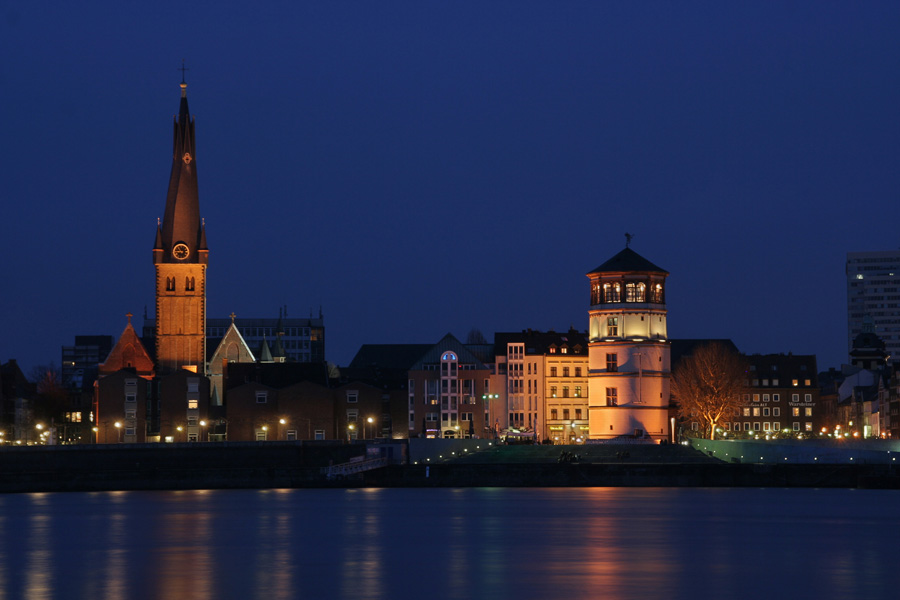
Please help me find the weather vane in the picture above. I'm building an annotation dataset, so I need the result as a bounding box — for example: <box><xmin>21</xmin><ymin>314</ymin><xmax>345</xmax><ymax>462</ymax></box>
<box><xmin>625</xmin><ymin>232</ymin><xmax>634</xmax><ymax>248</ymax></box>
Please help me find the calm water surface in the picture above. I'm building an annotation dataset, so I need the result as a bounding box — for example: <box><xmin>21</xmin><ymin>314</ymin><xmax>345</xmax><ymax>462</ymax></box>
<box><xmin>0</xmin><ymin>487</ymin><xmax>897</xmax><ymax>600</ymax></box>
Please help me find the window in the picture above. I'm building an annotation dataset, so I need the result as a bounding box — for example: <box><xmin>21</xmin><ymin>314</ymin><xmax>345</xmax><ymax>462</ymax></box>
<box><xmin>603</xmin><ymin>283</ymin><xmax>621</xmax><ymax>302</ymax></box>
<box><xmin>256</xmin><ymin>431</ymin><xmax>267</xmax><ymax>441</ymax></box>
<box><xmin>550</xmin><ymin>367</ymin><xmax>557</xmax><ymax>377</ymax></box>
<box><xmin>792</xmin><ymin>394</ymin><xmax>799</xmax><ymax>402</ymax></box>
<box><xmin>804</xmin><ymin>407</ymin><xmax>812</xmax><ymax>417</ymax></box>
<box><xmin>315</xmin><ymin>430</ymin><xmax>325</xmax><ymax>440</ymax></box>
<box><xmin>792</xmin><ymin>408</ymin><xmax>800</xmax><ymax>417</ymax></box>
<box><xmin>762</xmin><ymin>394</ymin><xmax>769</xmax><ymax>402</ymax></box>
<box><xmin>625</xmin><ymin>282</ymin><xmax>646</xmax><ymax>302</ymax></box>
<box><xmin>793</xmin><ymin>422</ymin><xmax>800</xmax><ymax>432</ymax></box>
<box><xmin>186</xmin><ymin>277</ymin><xmax>195</xmax><ymax>291</ymax></box>
<box><xmin>743</xmin><ymin>408</ymin><xmax>751</xmax><ymax>416</ymax></box>
<box><xmin>563</xmin><ymin>367</ymin><xmax>570</xmax><ymax>377</ymax></box>
<box><xmin>650</xmin><ymin>283</ymin><xmax>663</xmax><ymax>303</ymax></box>
<box><xmin>606</xmin><ymin>317</ymin><xmax>618</xmax><ymax>337</ymax></box>
<box><xmin>347</xmin><ymin>391</ymin><xmax>358</xmax><ymax>403</ymax></box>
<box><xmin>550</xmin><ymin>386</ymin><xmax>557</xmax><ymax>397</ymax></box>
<box><xmin>188</xmin><ymin>399</ymin><xmax>198</xmax><ymax>410</ymax></box>
<box><xmin>575</xmin><ymin>367</ymin><xmax>582</xmax><ymax>377</ymax></box>
<box><xmin>575</xmin><ymin>386</ymin><xmax>582</xmax><ymax>397</ymax></box>
<box><xmin>575</xmin><ymin>409</ymin><xmax>582</xmax><ymax>420</ymax></box>
<box><xmin>256</xmin><ymin>391</ymin><xmax>267</xmax><ymax>403</ymax></box>
<box><xmin>805</xmin><ymin>422</ymin><xmax>813</xmax><ymax>432</ymax></box>
<box><xmin>773</xmin><ymin>407</ymin><xmax>780</xmax><ymax>417</ymax></box>
<box><xmin>753</xmin><ymin>422</ymin><xmax>761</xmax><ymax>431</ymax></box>
<box><xmin>773</xmin><ymin>394</ymin><xmax>780</xmax><ymax>402</ymax></box>
<box><xmin>804</xmin><ymin>394</ymin><xmax>812</xmax><ymax>402</ymax></box>
<box><xmin>125</xmin><ymin>392</ymin><xmax>136</xmax><ymax>403</ymax></box>
<box><xmin>551</xmin><ymin>409</ymin><xmax>558</xmax><ymax>420</ymax></box>
<box><xmin>286</xmin><ymin>430</ymin><xmax>297</xmax><ymax>441</ymax></box>
<box><xmin>744</xmin><ymin>423</ymin><xmax>751</xmax><ymax>431</ymax></box>
<box><xmin>606</xmin><ymin>387</ymin><xmax>618</xmax><ymax>406</ymax></box>
<box><xmin>125</xmin><ymin>409</ymin><xmax>136</xmax><ymax>420</ymax></box>
<box><xmin>752</xmin><ymin>407</ymin><xmax>760</xmax><ymax>417</ymax></box>
<box><xmin>563</xmin><ymin>409</ymin><xmax>570</xmax><ymax>420</ymax></box>
<box><xmin>461</xmin><ymin>413</ymin><xmax>472</xmax><ymax>421</ymax></box>
<box><xmin>763</xmin><ymin>407</ymin><xmax>770</xmax><ymax>416</ymax></box>
<box><xmin>562</xmin><ymin>386</ymin><xmax>569</xmax><ymax>398</ymax></box>
<box><xmin>792</xmin><ymin>379</ymin><xmax>799</xmax><ymax>387</ymax></box>
<box><xmin>774</xmin><ymin>422</ymin><xmax>781</xmax><ymax>431</ymax></box>
<box><xmin>763</xmin><ymin>422</ymin><xmax>770</xmax><ymax>431</ymax></box>
<box><xmin>606</xmin><ymin>353</ymin><xmax>617</xmax><ymax>372</ymax></box>
<box><xmin>753</xmin><ymin>394</ymin><xmax>759</xmax><ymax>402</ymax></box>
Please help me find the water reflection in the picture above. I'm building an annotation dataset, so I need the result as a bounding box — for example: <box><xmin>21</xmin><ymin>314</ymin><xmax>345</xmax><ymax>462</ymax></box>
<box><xmin>0</xmin><ymin>488</ymin><xmax>897</xmax><ymax>599</ymax></box>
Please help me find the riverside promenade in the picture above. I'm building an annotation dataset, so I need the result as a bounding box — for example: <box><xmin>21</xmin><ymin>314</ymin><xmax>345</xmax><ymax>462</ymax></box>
<box><xmin>1</xmin><ymin>438</ymin><xmax>899</xmax><ymax>493</ymax></box>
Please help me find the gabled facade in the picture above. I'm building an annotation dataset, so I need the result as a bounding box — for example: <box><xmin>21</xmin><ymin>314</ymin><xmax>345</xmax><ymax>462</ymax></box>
<box><xmin>207</xmin><ymin>316</ymin><xmax>256</xmax><ymax>406</ymax></box>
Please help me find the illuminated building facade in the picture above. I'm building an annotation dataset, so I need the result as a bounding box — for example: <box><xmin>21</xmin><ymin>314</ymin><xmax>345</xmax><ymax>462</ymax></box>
<box><xmin>587</xmin><ymin>247</ymin><xmax>671</xmax><ymax>441</ymax></box>
<box><xmin>495</xmin><ymin>330</ymin><xmax>589</xmax><ymax>443</ymax></box>
<box><xmin>152</xmin><ymin>80</ymin><xmax>208</xmax><ymax>375</ymax></box>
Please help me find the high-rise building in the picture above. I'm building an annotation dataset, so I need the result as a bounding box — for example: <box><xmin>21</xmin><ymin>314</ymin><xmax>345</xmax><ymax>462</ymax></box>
<box><xmin>587</xmin><ymin>246</ymin><xmax>671</xmax><ymax>441</ymax></box>
<box><xmin>846</xmin><ymin>250</ymin><xmax>900</xmax><ymax>363</ymax></box>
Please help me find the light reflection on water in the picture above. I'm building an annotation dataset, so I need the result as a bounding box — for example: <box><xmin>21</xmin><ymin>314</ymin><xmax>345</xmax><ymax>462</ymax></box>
<box><xmin>0</xmin><ymin>487</ymin><xmax>897</xmax><ymax>600</ymax></box>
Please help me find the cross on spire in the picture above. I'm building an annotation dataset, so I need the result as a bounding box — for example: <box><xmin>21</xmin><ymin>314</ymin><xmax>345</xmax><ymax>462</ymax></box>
<box><xmin>179</xmin><ymin>59</ymin><xmax>189</xmax><ymax>84</ymax></box>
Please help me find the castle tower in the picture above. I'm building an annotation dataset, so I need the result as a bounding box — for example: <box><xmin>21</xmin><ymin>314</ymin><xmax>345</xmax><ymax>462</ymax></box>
<box><xmin>587</xmin><ymin>245</ymin><xmax>670</xmax><ymax>441</ymax></box>
<box><xmin>153</xmin><ymin>79</ymin><xmax>208</xmax><ymax>374</ymax></box>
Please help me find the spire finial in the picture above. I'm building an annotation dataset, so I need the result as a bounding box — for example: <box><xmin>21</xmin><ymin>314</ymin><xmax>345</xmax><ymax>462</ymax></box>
<box><xmin>625</xmin><ymin>232</ymin><xmax>633</xmax><ymax>248</ymax></box>
<box><xmin>230</xmin><ymin>312</ymin><xmax>236</xmax><ymax>324</ymax></box>
<box><xmin>157</xmin><ymin>217</ymin><xmax>161</xmax><ymax>227</ymax></box>
<box><xmin>126</xmin><ymin>312</ymin><xmax>133</xmax><ymax>324</ymax></box>
<box><xmin>179</xmin><ymin>60</ymin><xmax>189</xmax><ymax>98</ymax></box>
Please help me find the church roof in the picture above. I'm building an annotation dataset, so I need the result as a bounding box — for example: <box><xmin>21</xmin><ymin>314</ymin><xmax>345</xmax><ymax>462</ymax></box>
<box><xmin>209</xmin><ymin>320</ymin><xmax>256</xmax><ymax>365</ymax></box>
<box><xmin>99</xmin><ymin>314</ymin><xmax>155</xmax><ymax>378</ymax></box>
<box><xmin>587</xmin><ymin>247</ymin><xmax>668</xmax><ymax>275</ymax></box>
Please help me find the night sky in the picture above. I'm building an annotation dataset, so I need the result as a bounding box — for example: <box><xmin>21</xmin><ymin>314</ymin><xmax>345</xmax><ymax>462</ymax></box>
<box><xmin>2</xmin><ymin>1</ymin><xmax>898</xmax><ymax>375</ymax></box>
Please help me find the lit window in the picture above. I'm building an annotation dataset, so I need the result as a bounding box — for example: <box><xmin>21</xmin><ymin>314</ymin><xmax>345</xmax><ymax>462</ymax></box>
<box><xmin>606</xmin><ymin>387</ymin><xmax>618</xmax><ymax>406</ymax></box>
<box><xmin>606</xmin><ymin>317</ymin><xmax>618</xmax><ymax>337</ymax></box>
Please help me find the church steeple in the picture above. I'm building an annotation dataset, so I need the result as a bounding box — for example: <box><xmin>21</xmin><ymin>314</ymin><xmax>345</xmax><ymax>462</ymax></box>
<box><xmin>154</xmin><ymin>76</ymin><xmax>208</xmax><ymax>375</ymax></box>
<box><xmin>156</xmin><ymin>80</ymin><xmax>206</xmax><ymax>266</ymax></box>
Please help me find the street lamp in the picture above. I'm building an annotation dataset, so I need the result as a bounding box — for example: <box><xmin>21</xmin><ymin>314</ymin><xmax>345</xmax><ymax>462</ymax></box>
<box><xmin>92</xmin><ymin>426</ymin><xmax>98</xmax><ymax>444</ymax></box>
<box><xmin>177</xmin><ymin>425</ymin><xmax>184</xmax><ymax>442</ymax></box>
<box><xmin>348</xmin><ymin>422</ymin><xmax>355</xmax><ymax>442</ymax></box>
<box><xmin>366</xmin><ymin>416</ymin><xmax>374</xmax><ymax>439</ymax></box>
<box><xmin>114</xmin><ymin>421</ymin><xmax>122</xmax><ymax>443</ymax></box>
<box><xmin>199</xmin><ymin>420</ymin><xmax>207</xmax><ymax>442</ymax></box>
<box><xmin>279</xmin><ymin>418</ymin><xmax>287</xmax><ymax>440</ymax></box>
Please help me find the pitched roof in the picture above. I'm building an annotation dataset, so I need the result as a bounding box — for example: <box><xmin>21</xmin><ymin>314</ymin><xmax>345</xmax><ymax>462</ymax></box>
<box><xmin>409</xmin><ymin>333</ymin><xmax>488</xmax><ymax>370</ymax></box>
<box><xmin>209</xmin><ymin>321</ymin><xmax>256</xmax><ymax>365</ymax></box>
<box><xmin>349</xmin><ymin>344</ymin><xmax>433</xmax><ymax>370</ymax></box>
<box><xmin>587</xmin><ymin>247</ymin><xmax>668</xmax><ymax>275</ymax></box>
<box><xmin>100</xmin><ymin>316</ymin><xmax>155</xmax><ymax>378</ymax></box>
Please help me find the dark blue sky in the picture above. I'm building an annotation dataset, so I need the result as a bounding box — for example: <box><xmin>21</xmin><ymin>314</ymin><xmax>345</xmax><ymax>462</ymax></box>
<box><xmin>2</xmin><ymin>1</ymin><xmax>898</xmax><ymax>373</ymax></box>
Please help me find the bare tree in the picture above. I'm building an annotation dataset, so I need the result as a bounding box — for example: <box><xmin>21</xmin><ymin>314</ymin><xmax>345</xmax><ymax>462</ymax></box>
<box><xmin>671</xmin><ymin>343</ymin><xmax>747</xmax><ymax>439</ymax></box>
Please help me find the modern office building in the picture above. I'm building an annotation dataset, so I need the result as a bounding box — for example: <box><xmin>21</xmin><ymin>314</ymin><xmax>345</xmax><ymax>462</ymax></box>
<box><xmin>846</xmin><ymin>250</ymin><xmax>900</xmax><ymax>362</ymax></box>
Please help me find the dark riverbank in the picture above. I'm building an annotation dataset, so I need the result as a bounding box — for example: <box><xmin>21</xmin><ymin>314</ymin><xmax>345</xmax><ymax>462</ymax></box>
<box><xmin>2</xmin><ymin>441</ymin><xmax>899</xmax><ymax>493</ymax></box>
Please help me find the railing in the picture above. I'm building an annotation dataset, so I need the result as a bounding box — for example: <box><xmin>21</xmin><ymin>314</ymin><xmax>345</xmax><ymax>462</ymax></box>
<box><xmin>320</xmin><ymin>457</ymin><xmax>389</xmax><ymax>480</ymax></box>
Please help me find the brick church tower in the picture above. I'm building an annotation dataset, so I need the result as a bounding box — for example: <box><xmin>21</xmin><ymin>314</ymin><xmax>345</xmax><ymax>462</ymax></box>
<box><xmin>152</xmin><ymin>79</ymin><xmax>208</xmax><ymax>374</ymax></box>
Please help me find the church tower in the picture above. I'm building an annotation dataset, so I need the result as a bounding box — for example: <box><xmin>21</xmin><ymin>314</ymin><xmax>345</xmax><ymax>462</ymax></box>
<box><xmin>153</xmin><ymin>79</ymin><xmax>208</xmax><ymax>374</ymax></box>
<box><xmin>587</xmin><ymin>244</ymin><xmax>670</xmax><ymax>441</ymax></box>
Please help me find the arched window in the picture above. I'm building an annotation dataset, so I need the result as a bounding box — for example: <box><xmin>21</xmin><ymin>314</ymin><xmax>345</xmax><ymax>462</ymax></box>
<box><xmin>650</xmin><ymin>283</ymin><xmax>664</xmax><ymax>303</ymax></box>
<box><xmin>186</xmin><ymin>277</ymin><xmax>195</xmax><ymax>291</ymax></box>
<box><xmin>166</xmin><ymin>277</ymin><xmax>175</xmax><ymax>291</ymax></box>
